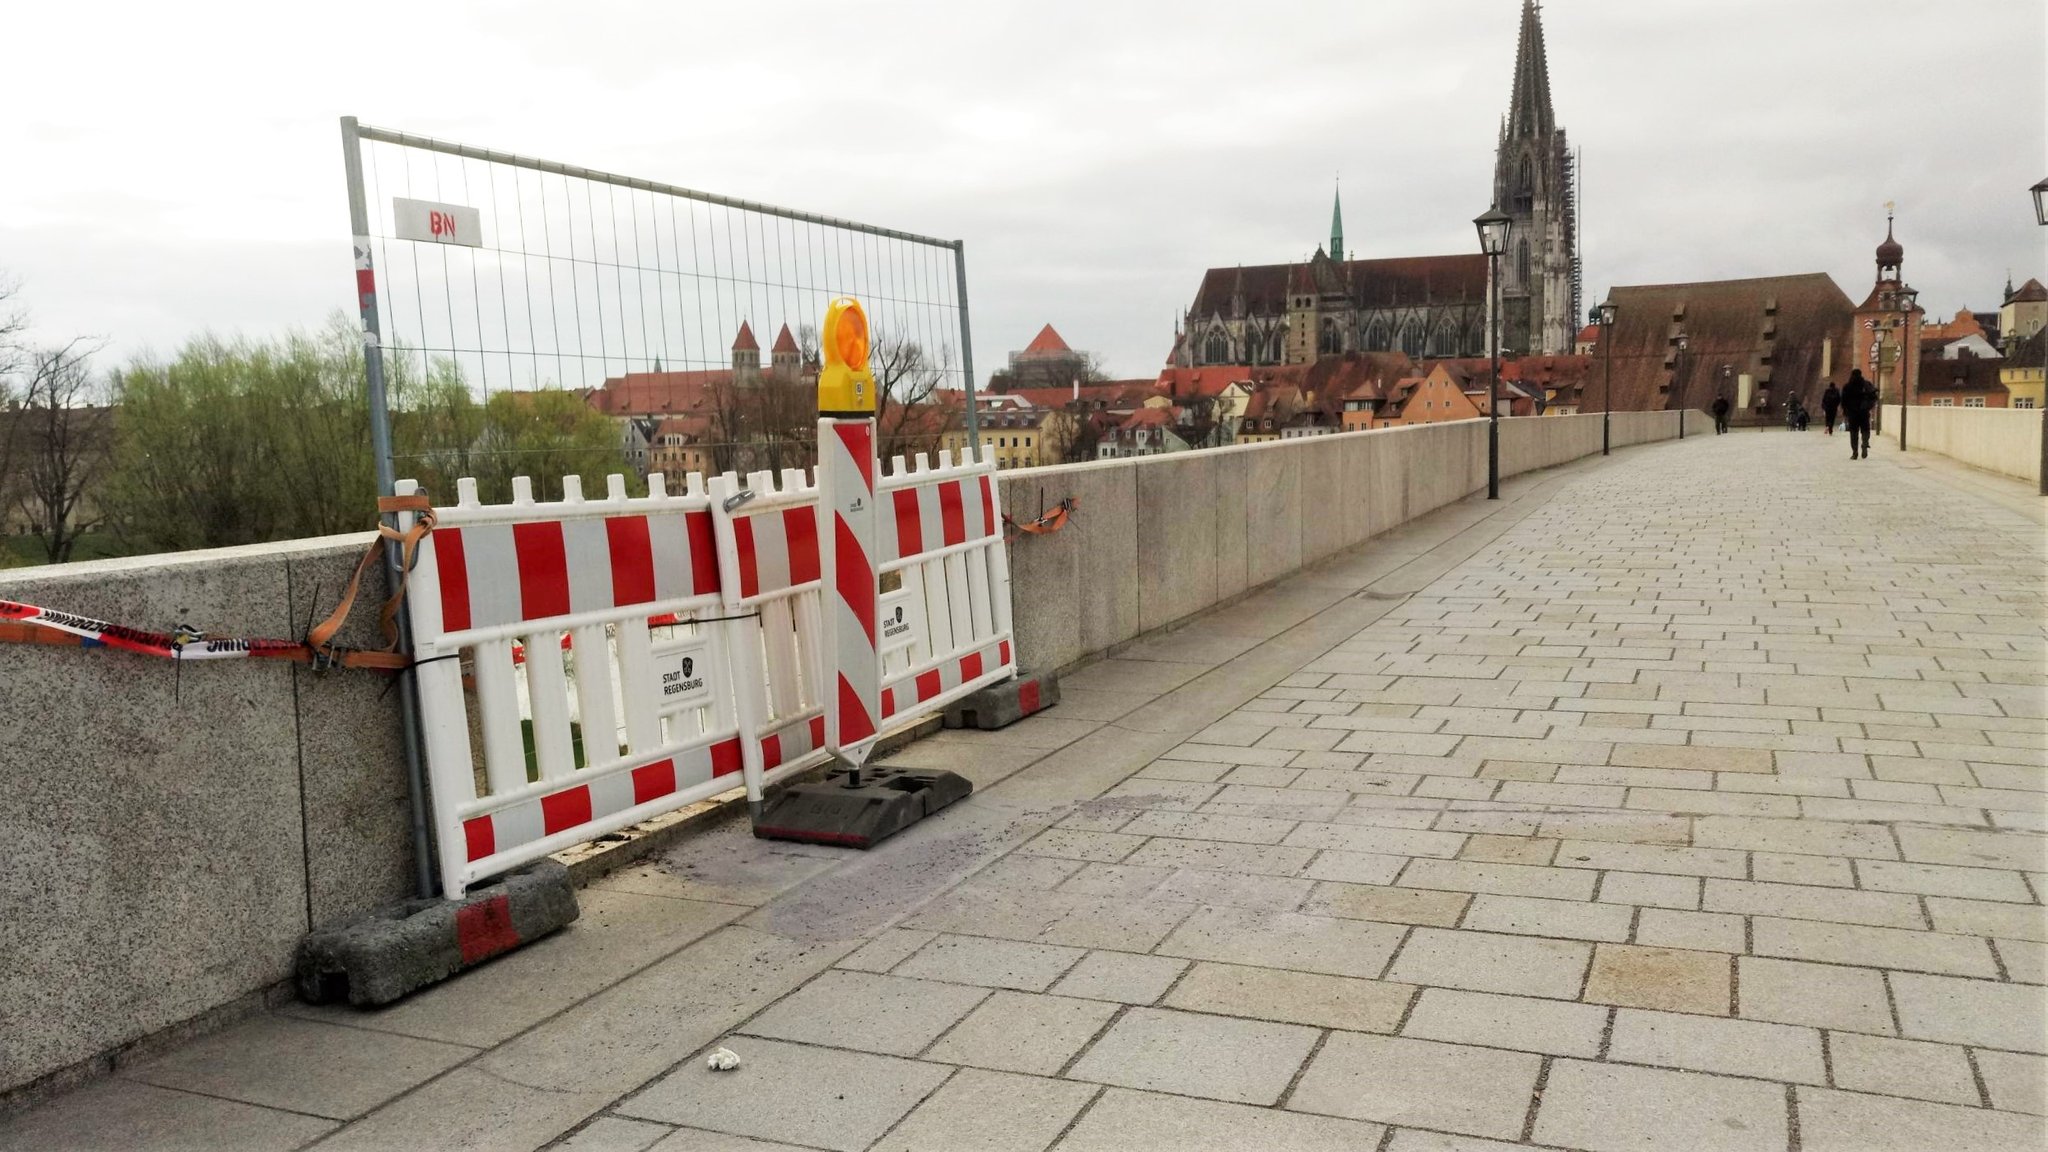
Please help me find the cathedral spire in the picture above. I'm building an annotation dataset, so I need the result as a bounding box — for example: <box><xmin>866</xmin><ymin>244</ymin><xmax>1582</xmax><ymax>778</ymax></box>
<box><xmin>1506</xmin><ymin>0</ymin><xmax>1555</xmax><ymax>140</ymax></box>
<box><xmin>1330</xmin><ymin>181</ymin><xmax>1345</xmax><ymax>261</ymax></box>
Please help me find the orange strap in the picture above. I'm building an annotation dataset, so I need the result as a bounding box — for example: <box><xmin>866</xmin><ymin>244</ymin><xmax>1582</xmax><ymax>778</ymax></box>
<box><xmin>1005</xmin><ymin>497</ymin><xmax>1079</xmax><ymax>541</ymax></box>
<box><xmin>306</xmin><ymin>493</ymin><xmax>437</xmax><ymax>667</ymax></box>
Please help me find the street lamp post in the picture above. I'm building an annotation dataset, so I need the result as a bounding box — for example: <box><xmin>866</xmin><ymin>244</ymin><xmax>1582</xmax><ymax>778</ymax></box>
<box><xmin>1894</xmin><ymin>285</ymin><xmax>1917</xmax><ymax>451</ymax></box>
<box><xmin>2033</xmin><ymin>179</ymin><xmax>2047</xmax><ymax>494</ymax></box>
<box><xmin>1674</xmin><ymin>332</ymin><xmax>1689</xmax><ymax>439</ymax></box>
<box><xmin>1594</xmin><ymin>299</ymin><xmax>1617</xmax><ymax>455</ymax></box>
<box><xmin>1475</xmin><ymin>204</ymin><xmax>1513</xmax><ymax>499</ymax></box>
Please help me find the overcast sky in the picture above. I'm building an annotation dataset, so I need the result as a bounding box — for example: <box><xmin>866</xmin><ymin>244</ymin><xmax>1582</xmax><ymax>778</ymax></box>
<box><xmin>3</xmin><ymin>0</ymin><xmax>2043</xmax><ymax>382</ymax></box>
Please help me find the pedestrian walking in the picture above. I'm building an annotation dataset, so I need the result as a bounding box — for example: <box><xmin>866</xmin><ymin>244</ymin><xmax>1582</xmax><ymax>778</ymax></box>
<box><xmin>1821</xmin><ymin>382</ymin><xmax>1841</xmax><ymax>436</ymax></box>
<box><xmin>1840</xmin><ymin>370</ymin><xmax>1877</xmax><ymax>459</ymax></box>
<box><xmin>1711</xmin><ymin>395</ymin><xmax>1731</xmax><ymax>435</ymax></box>
<box><xmin>1796</xmin><ymin>401</ymin><xmax>1810</xmax><ymax>431</ymax></box>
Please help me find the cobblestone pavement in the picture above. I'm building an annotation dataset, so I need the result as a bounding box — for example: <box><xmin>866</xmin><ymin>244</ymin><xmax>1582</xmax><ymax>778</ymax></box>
<box><xmin>5</xmin><ymin>431</ymin><xmax>2043</xmax><ymax>1151</ymax></box>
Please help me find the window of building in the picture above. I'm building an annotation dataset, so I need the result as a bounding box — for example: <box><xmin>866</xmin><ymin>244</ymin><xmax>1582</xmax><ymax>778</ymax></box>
<box><xmin>2016</xmin><ymin>397</ymin><xmax>2037</xmax><ymax>409</ymax></box>
<box><xmin>1515</xmin><ymin>238</ymin><xmax>1530</xmax><ymax>286</ymax></box>
<box><xmin>1932</xmin><ymin>398</ymin><xmax>1953</xmax><ymax>407</ymax></box>
<box><xmin>1204</xmin><ymin>329</ymin><xmax>1229</xmax><ymax>364</ymax></box>
<box><xmin>1964</xmin><ymin>397</ymin><xmax>1986</xmax><ymax>407</ymax></box>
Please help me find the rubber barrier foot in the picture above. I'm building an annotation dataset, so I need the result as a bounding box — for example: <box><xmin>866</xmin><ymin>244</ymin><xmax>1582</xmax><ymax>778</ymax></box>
<box><xmin>752</xmin><ymin>766</ymin><xmax>972</xmax><ymax>849</ymax></box>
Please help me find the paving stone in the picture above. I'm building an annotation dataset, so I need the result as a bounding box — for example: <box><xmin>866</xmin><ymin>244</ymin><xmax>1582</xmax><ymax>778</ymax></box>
<box><xmin>1054</xmin><ymin>1087</ymin><xmax>1385</xmax><ymax>1152</ymax></box>
<box><xmin>120</xmin><ymin>1014</ymin><xmax>474</xmax><ymax>1120</ymax></box>
<box><xmin>554</xmin><ymin>1116</ymin><xmax>675</xmax><ymax>1152</ymax></box>
<box><xmin>1539</xmin><ymin>810</ymin><xmax>1693</xmax><ymax>845</ymax></box>
<box><xmin>1693</xmin><ymin>816</ymin><xmax>1899</xmax><ymax>860</ymax></box>
<box><xmin>1299</xmin><ymin>848</ymin><xmax>1407</xmax><ymax>884</ymax></box>
<box><xmin>737</xmin><ymin>970</ymin><xmax>988</xmax><ymax>1056</ymax></box>
<box><xmin>1607</xmin><ymin>1008</ymin><xmax>1824</xmax><ymax>1083</ymax></box>
<box><xmin>1598</xmin><ymin>870</ymin><xmax>1701</xmax><ymax>910</ymax></box>
<box><xmin>1457</xmin><ymin>833</ymin><xmax>1560</xmax><ymax>865</ymax></box>
<box><xmin>1047</xmin><ymin>950</ymin><xmax>1185</xmax><ymax>1005</ymax></box>
<box><xmin>1399</xmin><ymin>857</ymin><xmax>1598</xmax><ymax>900</ymax></box>
<box><xmin>1533</xmin><ymin>1060</ymin><xmax>1788</xmax><ymax>1152</ymax></box>
<box><xmin>1019</xmin><ymin>828</ymin><xmax>1150</xmax><ymax>863</ymax></box>
<box><xmin>1827</xmin><ymin>1032</ymin><xmax>1980</xmax><ymax>1106</ymax></box>
<box><xmin>893</xmin><ymin>935</ymin><xmax>1087</xmax><ymax>991</ymax></box>
<box><xmin>1625</xmin><ymin>786</ymin><xmax>1798</xmax><ymax>817</ymax></box>
<box><xmin>1583</xmin><ymin>944</ymin><xmax>1731</xmax><ymax>1015</ymax></box>
<box><xmin>1557</xmin><ymin>840</ymin><xmax>1747</xmax><ymax>879</ymax></box>
<box><xmin>874</xmin><ymin>1068</ymin><xmax>1095</xmax><ymax>1151</ymax></box>
<box><xmin>1164</xmin><ymin>961</ymin><xmax>1413</xmax><ymax>1032</ymax></box>
<box><xmin>1462</xmin><ymin>893</ymin><xmax>1634</xmax><ymax>942</ymax></box>
<box><xmin>1116</xmin><ymin>837</ymin><xmax>1318</xmax><ymax>883</ymax></box>
<box><xmin>617</xmin><ymin>1038</ymin><xmax>949</xmax><ymax>1152</ymax></box>
<box><xmin>976</xmin><ymin>856</ymin><xmax>1089</xmax><ymax>891</ymax></box>
<box><xmin>1975</xmin><ymin>1049</ymin><xmax>2048</xmax><ymax>1115</ymax></box>
<box><xmin>1383</xmin><ymin>1129</ymin><xmax>1529</xmax><ymax>1152</ymax></box>
<box><xmin>1736</xmin><ymin>957</ymin><xmax>1893</xmax><ymax>1034</ymax></box>
<box><xmin>1287</xmin><ymin>1032</ymin><xmax>1541</xmax><ymax>1141</ymax></box>
<box><xmin>923</xmin><ymin>990</ymin><xmax>1119</xmax><ymax>1075</ymax></box>
<box><xmin>0</xmin><ymin>1079</ymin><xmax>336</xmax><ymax>1152</ymax></box>
<box><xmin>836</xmin><ymin>929</ymin><xmax>938</xmax><ymax>973</ymax></box>
<box><xmin>1795</xmin><ymin>1086</ymin><xmax>2048</xmax><ymax>1152</ymax></box>
<box><xmin>1065</xmin><ymin>1006</ymin><xmax>1318</xmax><ymax>1105</ymax></box>
<box><xmin>1925</xmin><ymin>895</ymin><xmax>2048</xmax><ymax>941</ymax></box>
<box><xmin>1854</xmin><ymin>859</ymin><xmax>2037</xmax><ymax>902</ymax></box>
<box><xmin>1119</xmin><ymin>809</ymin><xmax>1297</xmax><ymax>845</ymax></box>
<box><xmin>1750</xmin><ymin>850</ymin><xmax>1856</xmax><ymax>888</ymax></box>
<box><xmin>1703</xmin><ymin>879</ymin><xmax>1925</xmax><ymax>929</ymax></box>
<box><xmin>1751</xmin><ymin>916</ymin><xmax>1999</xmax><ymax>978</ymax></box>
<box><xmin>1282</xmin><ymin>821</ymin><xmax>1466</xmax><ymax>857</ymax></box>
<box><xmin>1155</xmin><ymin>905</ymin><xmax>1405</xmax><ymax>978</ymax></box>
<box><xmin>1890</xmin><ymin>971</ymin><xmax>2048</xmax><ymax>1053</ymax></box>
<box><xmin>1774</xmin><ymin>750</ymin><xmax>1873</xmax><ymax>778</ymax></box>
<box><xmin>1611</xmin><ymin>743</ymin><xmax>1776</xmax><ymax>774</ymax></box>
<box><xmin>1058</xmin><ymin>862</ymin><xmax>1173</xmax><ymax>899</ymax></box>
<box><xmin>1151</xmin><ymin>868</ymin><xmax>1314</xmax><ymax>910</ymax></box>
<box><xmin>1996</xmin><ymin>936</ymin><xmax>2048</xmax><ymax>984</ymax></box>
<box><xmin>1386</xmin><ymin>927</ymin><xmax>1591</xmax><ymax>999</ymax></box>
<box><xmin>1896</xmin><ymin>826</ymin><xmax>2048</xmax><ymax>870</ymax></box>
<box><xmin>1635</xmin><ymin>908</ymin><xmax>1745</xmax><ymax>953</ymax></box>
<box><xmin>1399</xmin><ymin>987</ymin><xmax>1608</xmax><ymax>1057</ymax></box>
<box><xmin>1301</xmin><ymin>881</ymin><xmax>1470</xmax><ymax>926</ymax></box>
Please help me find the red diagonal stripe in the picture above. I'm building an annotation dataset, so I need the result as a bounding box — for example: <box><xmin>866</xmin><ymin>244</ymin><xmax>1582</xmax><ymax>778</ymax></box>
<box><xmin>734</xmin><ymin>515</ymin><xmax>760</xmax><ymax>599</ymax></box>
<box><xmin>837</xmin><ymin>674</ymin><xmax>877</xmax><ymax>742</ymax></box>
<box><xmin>979</xmin><ymin>476</ymin><xmax>996</xmax><ymax>539</ymax></box>
<box><xmin>606</xmin><ymin>516</ymin><xmax>655</xmax><ymax>607</ymax></box>
<box><xmin>834</xmin><ymin>516</ymin><xmax>876</xmax><ymax>643</ymax></box>
<box><xmin>512</xmin><ymin>521</ymin><xmax>571</xmax><ymax>620</ymax></box>
<box><xmin>436</xmin><ymin>528</ymin><xmax>473</xmax><ymax>633</ymax></box>
<box><xmin>835</xmin><ymin>422</ymin><xmax>874</xmax><ymax>491</ymax></box>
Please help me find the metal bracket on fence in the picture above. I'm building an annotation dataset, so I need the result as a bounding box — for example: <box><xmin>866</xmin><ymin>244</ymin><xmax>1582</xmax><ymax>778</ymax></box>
<box><xmin>721</xmin><ymin>489</ymin><xmax>757</xmax><ymax>514</ymax></box>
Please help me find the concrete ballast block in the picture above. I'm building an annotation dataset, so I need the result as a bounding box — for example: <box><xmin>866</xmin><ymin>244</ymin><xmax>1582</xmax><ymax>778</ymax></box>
<box><xmin>294</xmin><ymin>860</ymin><xmax>578</xmax><ymax>1006</ymax></box>
<box><xmin>943</xmin><ymin>671</ymin><xmax>1061</xmax><ymax>730</ymax></box>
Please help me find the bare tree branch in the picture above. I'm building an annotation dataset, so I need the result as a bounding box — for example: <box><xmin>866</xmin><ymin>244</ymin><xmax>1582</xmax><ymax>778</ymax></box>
<box><xmin>15</xmin><ymin>338</ymin><xmax>112</xmax><ymax>563</ymax></box>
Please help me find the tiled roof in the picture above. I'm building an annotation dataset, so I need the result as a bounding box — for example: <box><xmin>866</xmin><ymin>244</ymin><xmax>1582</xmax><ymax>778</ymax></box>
<box><xmin>1599</xmin><ymin>274</ymin><xmax>1857</xmax><ymax>415</ymax></box>
<box><xmin>2009</xmin><ymin>278</ymin><xmax>2048</xmax><ymax>304</ymax></box>
<box><xmin>732</xmin><ymin>321</ymin><xmax>759</xmax><ymax>352</ymax></box>
<box><xmin>771</xmin><ymin>324</ymin><xmax>799</xmax><ymax>354</ymax></box>
<box><xmin>1020</xmin><ymin>324</ymin><xmax>1073</xmax><ymax>356</ymax></box>
<box><xmin>1918</xmin><ymin>357</ymin><xmax>2004</xmax><ymax>392</ymax></box>
<box><xmin>587</xmin><ymin>369</ymin><xmax>732</xmax><ymax>416</ymax></box>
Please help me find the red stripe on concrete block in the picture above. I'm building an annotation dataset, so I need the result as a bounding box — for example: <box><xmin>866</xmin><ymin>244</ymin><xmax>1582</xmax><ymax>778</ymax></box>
<box><xmin>1018</xmin><ymin>680</ymin><xmax>1041</xmax><ymax>715</ymax></box>
<box><xmin>455</xmin><ymin>894</ymin><xmax>521</xmax><ymax>964</ymax></box>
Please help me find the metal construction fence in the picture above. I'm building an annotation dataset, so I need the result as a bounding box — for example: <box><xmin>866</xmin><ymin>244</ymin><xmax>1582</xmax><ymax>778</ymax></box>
<box><xmin>339</xmin><ymin>118</ymin><xmax>983</xmax><ymax>895</ymax></box>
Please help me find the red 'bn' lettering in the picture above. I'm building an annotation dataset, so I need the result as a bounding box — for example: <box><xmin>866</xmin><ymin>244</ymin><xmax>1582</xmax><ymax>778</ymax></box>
<box><xmin>431</xmin><ymin>211</ymin><xmax>456</xmax><ymax>238</ymax></box>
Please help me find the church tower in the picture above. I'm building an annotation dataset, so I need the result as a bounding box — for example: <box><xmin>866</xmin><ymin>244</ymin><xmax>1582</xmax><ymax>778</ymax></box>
<box><xmin>1330</xmin><ymin>184</ymin><xmax>1345</xmax><ymax>262</ymax></box>
<box><xmin>1492</xmin><ymin>0</ymin><xmax>1578</xmax><ymax>356</ymax></box>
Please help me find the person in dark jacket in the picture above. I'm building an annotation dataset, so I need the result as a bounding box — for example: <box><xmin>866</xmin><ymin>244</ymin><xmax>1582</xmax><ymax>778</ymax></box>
<box><xmin>1821</xmin><ymin>382</ymin><xmax>1841</xmax><ymax>436</ymax></box>
<box><xmin>1711</xmin><ymin>395</ymin><xmax>1731</xmax><ymax>434</ymax></box>
<box><xmin>1840</xmin><ymin>370</ymin><xmax>1877</xmax><ymax>459</ymax></box>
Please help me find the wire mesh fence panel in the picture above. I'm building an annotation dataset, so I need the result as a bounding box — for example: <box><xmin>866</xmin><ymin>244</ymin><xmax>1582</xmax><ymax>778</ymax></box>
<box><xmin>343</xmin><ymin>119</ymin><xmax>977</xmax><ymax>506</ymax></box>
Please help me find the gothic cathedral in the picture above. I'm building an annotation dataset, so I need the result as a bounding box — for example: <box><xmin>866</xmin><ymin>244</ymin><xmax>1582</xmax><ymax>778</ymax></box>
<box><xmin>1175</xmin><ymin>0</ymin><xmax>1578</xmax><ymax>367</ymax></box>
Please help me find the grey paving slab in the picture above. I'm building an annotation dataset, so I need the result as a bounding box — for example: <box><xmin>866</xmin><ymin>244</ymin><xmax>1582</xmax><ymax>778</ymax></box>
<box><xmin>1533</xmin><ymin>1059</ymin><xmax>1788</xmax><ymax>1152</ymax></box>
<box><xmin>1385</xmin><ymin>927</ymin><xmax>1591</xmax><ymax>999</ymax></box>
<box><xmin>882</xmin><ymin>1068</ymin><xmax>1096</xmax><ymax>1152</ymax></box>
<box><xmin>1796</xmin><ymin>1086</ymin><xmax>2048</xmax><ymax>1152</ymax></box>
<box><xmin>1155</xmin><ymin>905</ymin><xmax>1406</xmax><ymax>978</ymax></box>
<box><xmin>1048</xmin><ymin>950</ymin><xmax>1188</xmax><ymax>1004</ymax></box>
<box><xmin>1287</xmin><ymin>1032</ymin><xmax>1541</xmax><ymax>1141</ymax></box>
<box><xmin>551</xmin><ymin>1116</ymin><xmax>674</xmax><ymax>1152</ymax></box>
<box><xmin>892</xmin><ymin>934</ymin><xmax>1087</xmax><ymax>991</ymax></box>
<box><xmin>1163</xmin><ymin>961</ymin><xmax>1414</xmax><ymax>1032</ymax></box>
<box><xmin>923</xmin><ymin>990</ymin><xmax>1119</xmax><ymax>1075</ymax></box>
<box><xmin>616</xmin><ymin>1038</ymin><xmax>950</xmax><ymax>1152</ymax></box>
<box><xmin>120</xmin><ymin>1013</ymin><xmax>474</xmax><ymax>1120</ymax></box>
<box><xmin>736</xmin><ymin>970</ymin><xmax>988</xmax><ymax>1057</ymax></box>
<box><xmin>0</xmin><ymin>1079</ymin><xmax>335</xmax><ymax>1152</ymax></box>
<box><xmin>1399</xmin><ymin>987</ymin><xmax>1609</xmax><ymax>1057</ymax></box>
<box><xmin>1065</xmin><ymin>1006</ymin><xmax>1319</xmax><ymax>1105</ymax></box>
<box><xmin>1053</xmin><ymin>1087</ymin><xmax>1385</xmax><ymax>1152</ymax></box>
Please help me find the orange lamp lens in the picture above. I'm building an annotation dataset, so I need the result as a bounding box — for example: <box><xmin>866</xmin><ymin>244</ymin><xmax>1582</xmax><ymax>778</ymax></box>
<box><xmin>835</xmin><ymin>307</ymin><xmax>869</xmax><ymax>368</ymax></box>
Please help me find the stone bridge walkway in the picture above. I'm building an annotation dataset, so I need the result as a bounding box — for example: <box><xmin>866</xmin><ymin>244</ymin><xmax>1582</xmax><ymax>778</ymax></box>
<box><xmin>5</xmin><ymin>431</ymin><xmax>2044</xmax><ymax>1152</ymax></box>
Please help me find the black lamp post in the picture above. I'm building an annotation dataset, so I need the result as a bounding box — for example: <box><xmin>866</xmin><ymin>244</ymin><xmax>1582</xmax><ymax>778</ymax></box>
<box><xmin>1475</xmin><ymin>204</ymin><xmax>1513</xmax><ymax>499</ymax></box>
<box><xmin>2033</xmin><ymin>179</ymin><xmax>2047</xmax><ymax>493</ymax></box>
<box><xmin>1674</xmin><ymin>331</ymin><xmax>1689</xmax><ymax>439</ymax></box>
<box><xmin>1594</xmin><ymin>299</ymin><xmax>1617</xmax><ymax>455</ymax></box>
<box><xmin>1894</xmin><ymin>285</ymin><xmax>1918</xmax><ymax>451</ymax></box>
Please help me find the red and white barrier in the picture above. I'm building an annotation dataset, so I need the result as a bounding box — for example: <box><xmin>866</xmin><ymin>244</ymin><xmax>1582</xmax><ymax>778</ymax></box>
<box><xmin>400</xmin><ymin>472</ymin><xmax>758</xmax><ymax>897</ymax></box>
<box><xmin>821</xmin><ymin>417</ymin><xmax>881</xmax><ymax>766</ymax></box>
<box><xmin>876</xmin><ymin>448</ymin><xmax>1016</xmax><ymax>722</ymax></box>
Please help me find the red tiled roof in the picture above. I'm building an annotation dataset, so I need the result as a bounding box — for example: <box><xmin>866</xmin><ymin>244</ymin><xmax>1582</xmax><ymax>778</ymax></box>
<box><xmin>1156</xmin><ymin>366</ymin><xmax>1253</xmax><ymax>398</ymax></box>
<box><xmin>1020</xmin><ymin>324</ymin><xmax>1072</xmax><ymax>356</ymax></box>
<box><xmin>587</xmin><ymin>369</ymin><xmax>733</xmax><ymax>417</ymax></box>
<box><xmin>1575</xmin><ymin>324</ymin><xmax>1599</xmax><ymax>343</ymax></box>
<box><xmin>1118</xmin><ymin>407</ymin><xmax>1176</xmax><ymax>430</ymax></box>
<box><xmin>772</xmin><ymin>324</ymin><xmax>799</xmax><ymax>354</ymax></box>
<box><xmin>732</xmin><ymin>321</ymin><xmax>759</xmax><ymax>352</ymax></box>
<box><xmin>2010</xmin><ymin>278</ymin><xmax>2048</xmax><ymax>304</ymax></box>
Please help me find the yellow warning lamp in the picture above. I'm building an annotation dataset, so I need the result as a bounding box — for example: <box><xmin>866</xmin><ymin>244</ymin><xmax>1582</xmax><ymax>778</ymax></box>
<box><xmin>817</xmin><ymin>297</ymin><xmax>877</xmax><ymax>416</ymax></box>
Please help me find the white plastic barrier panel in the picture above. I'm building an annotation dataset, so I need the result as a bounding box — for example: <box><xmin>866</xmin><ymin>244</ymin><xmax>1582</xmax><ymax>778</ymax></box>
<box><xmin>875</xmin><ymin>447</ymin><xmax>1016</xmax><ymax>722</ymax></box>
<box><xmin>706</xmin><ymin>468</ymin><xmax>833</xmax><ymax>793</ymax></box>
<box><xmin>400</xmin><ymin>472</ymin><xmax>757</xmax><ymax>897</ymax></box>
